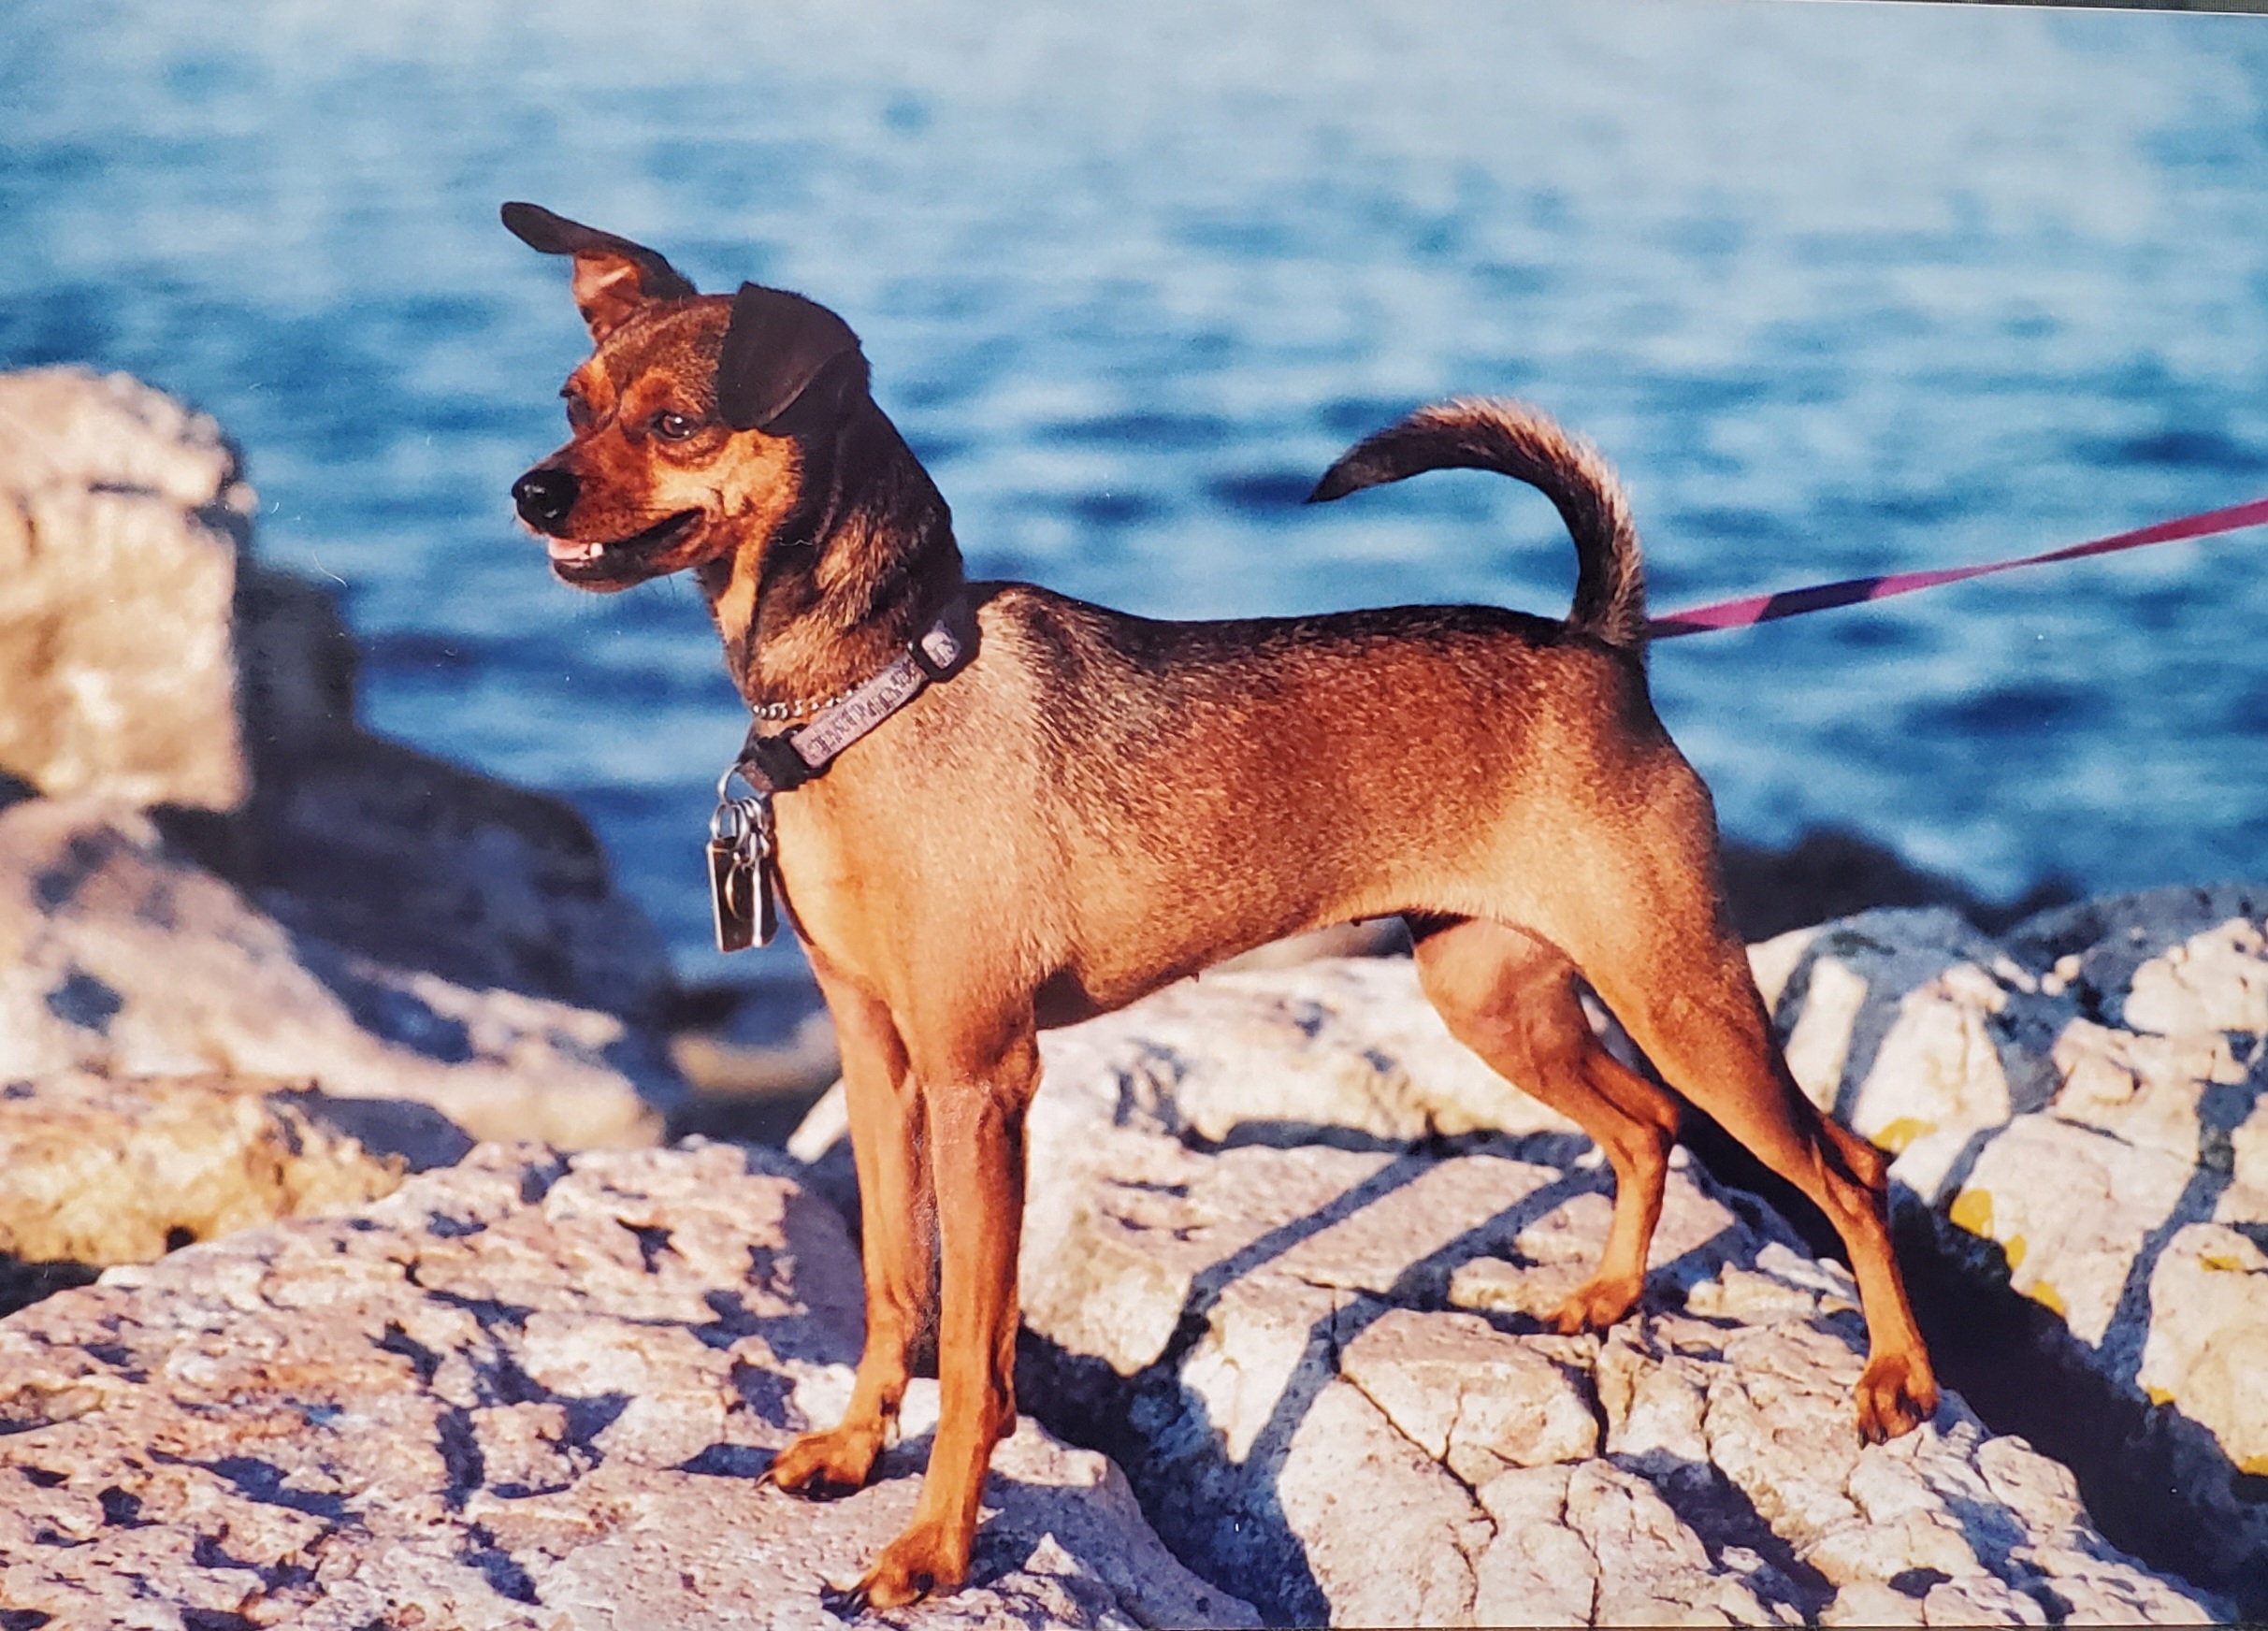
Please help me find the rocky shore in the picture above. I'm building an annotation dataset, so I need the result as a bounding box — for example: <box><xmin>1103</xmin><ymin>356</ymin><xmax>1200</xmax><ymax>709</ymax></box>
<box><xmin>793</xmin><ymin>953</ymin><xmax>2248</xmax><ymax>1625</ymax></box>
<box><xmin>1</xmin><ymin>368</ymin><xmax>2260</xmax><ymax>1624</ymax></box>
<box><xmin>1752</xmin><ymin>888</ymin><xmax>2268</xmax><ymax>1611</ymax></box>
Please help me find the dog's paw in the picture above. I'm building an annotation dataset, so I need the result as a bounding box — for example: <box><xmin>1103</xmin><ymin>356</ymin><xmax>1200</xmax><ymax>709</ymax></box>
<box><xmin>1545</xmin><ymin>1272</ymin><xmax>1644</xmax><ymax>1335</ymax></box>
<box><xmin>1854</xmin><ymin>1349</ymin><xmax>1940</xmax><ymax>1443</ymax></box>
<box><xmin>841</xmin><ymin>1516</ymin><xmax>969</xmax><ymax>1612</ymax></box>
<box><xmin>763</xmin><ymin>1422</ymin><xmax>887</xmax><ymax>1500</ymax></box>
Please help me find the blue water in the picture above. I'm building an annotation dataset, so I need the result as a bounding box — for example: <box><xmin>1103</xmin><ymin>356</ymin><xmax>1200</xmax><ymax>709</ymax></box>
<box><xmin>6</xmin><ymin>0</ymin><xmax>2266</xmax><ymax>985</ymax></box>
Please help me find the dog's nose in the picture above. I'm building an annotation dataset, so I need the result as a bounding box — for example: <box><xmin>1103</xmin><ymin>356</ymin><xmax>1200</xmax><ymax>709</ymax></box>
<box><xmin>512</xmin><ymin>467</ymin><xmax>580</xmax><ymax>533</ymax></box>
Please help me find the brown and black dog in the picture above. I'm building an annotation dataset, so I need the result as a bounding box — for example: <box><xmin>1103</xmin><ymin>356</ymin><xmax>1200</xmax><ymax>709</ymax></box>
<box><xmin>503</xmin><ymin>202</ymin><xmax>1939</xmax><ymax>1609</ymax></box>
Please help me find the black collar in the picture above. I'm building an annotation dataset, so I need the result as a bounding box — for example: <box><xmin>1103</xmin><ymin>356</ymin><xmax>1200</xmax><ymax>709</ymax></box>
<box><xmin>731</xmin><ymin>591</ymin><xmax>978</xmax><ymax>795</ymax></box>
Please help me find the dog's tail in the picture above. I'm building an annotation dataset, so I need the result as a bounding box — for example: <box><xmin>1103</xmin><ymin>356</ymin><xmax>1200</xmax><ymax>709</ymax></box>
<box><xmin>1307</xmin><ymin>398</ymin><xmax>1648</xmax><ymax>650</ymax></box>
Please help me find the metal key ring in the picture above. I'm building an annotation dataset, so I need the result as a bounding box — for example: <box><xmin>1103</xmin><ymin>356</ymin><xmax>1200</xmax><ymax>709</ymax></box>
<box><xmin>712</xmin><ymin>766</ymin><xmax>768</xmax><ymax>844</ymax></box>
<box><xmin>716</xmin><ymin>765</ymin><xmax>765</xmax><ymax>805</ymax></box>
<box><xmin>709</xmin><ymin>801</ymin><xmax>748</xmax><ymax>845</ymax></box>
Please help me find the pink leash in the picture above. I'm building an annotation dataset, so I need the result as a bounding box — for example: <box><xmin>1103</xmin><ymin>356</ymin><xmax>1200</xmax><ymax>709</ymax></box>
<box><xmin>1647</xmin><ymin>495</ymin><xmax>2268</xmax><ymax>640</ymax></box>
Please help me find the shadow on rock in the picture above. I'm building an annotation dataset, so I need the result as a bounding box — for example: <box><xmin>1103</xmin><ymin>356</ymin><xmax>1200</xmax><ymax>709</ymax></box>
<box><xmin>0</xmin><ymin>1256</ymin><xmax>100</xmax><ymax>1320</ymax></box>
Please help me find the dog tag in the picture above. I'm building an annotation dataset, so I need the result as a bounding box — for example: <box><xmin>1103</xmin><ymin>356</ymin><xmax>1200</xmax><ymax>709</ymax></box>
<box><xmin>707</xmin><ymin>789</ymin><xmax>778</xmax><ymax>953</ymax></box>
<box><xmin>707</xmin><ymin>834</ymin><xmax>758</xmax><ymax>953</ymax></box>
<box><xmin>756</xmin><ymin>850</ymin><xmax>779</xmax><ymax>946</ymax></box>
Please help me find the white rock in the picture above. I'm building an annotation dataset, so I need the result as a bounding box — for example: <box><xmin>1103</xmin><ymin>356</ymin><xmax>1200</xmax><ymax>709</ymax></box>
<box><xmin>0</xmin><ymin>365</ymin><xmax>239</xmax><ymax>506</ymax></box>
<box><xmin>0</xmin><ymin>365</ymin><xmax>676</xmax><ymax>1023</ymax></box>
<box><xmin>1469</xmin><ymin>1465</ymin><xmax>1599</xmax><ymax>1626</ymax></box>
<box><xmin>2233</xmin><ymin>1093</ymin><xmax>2268</xmax><ymax>1196</ymax></box>
<box><xmin>1051</xmin><ymin>956</ymin><xmax>1581</xmax><ymax>1147</ymax></box>
<box><xmin>2137</xmin><ymin>1224</ymin><xmax>2268</xmax><ymax>1477</ymax></box>
<box><xmin>2126</xmin><ymin>917</ymin><xmax>2268</xmax><ymax>1037</ymax></box>
<box><xmin>0</xmin><ymin>1143</ymin><xmax>1256</xmax><ymax>1630</ymax></box>
<box><xmin>1780</xmin><ymin>950</ymin><xmax>1871</xmax><ymax>1112</ymax></box>
<box><xmin>1274</xmin><ymin>1376</ymin><xmax>1490</xmax><ymax>1625</ymax></box>
<box><xmin>0</xmin><ymin>368</ymin><xmax>251</xmax><ymax>811</ymax></box>
<box><xmin>1342</xmin><ymin>1307</ymin><xmax>1598</xmax><ymax>1479</ymax></box>
<box><xmin>993</xmin><ymin>963</ymin><xmax>2220</xmax><ymax>1625</ymax></box>
<box><xmin>2049</xmin><ymin>1017</ymin><xmax>2246</xmax><ymax>1164</ymax></box>
<box><xmin>1770</xmin><ymin>884</ymin><xmax>2268</xmax><ymax>1610</ymax></box>
<box><xmin>1752</xmin><ymin>910</ymin><xmax>2034</xmax><ymax>1205</ymax></box>
<box><xmin>1944</xmin><ymin>1115</ymin><xmax>2194</xmax><ymax>1352</ymax></box>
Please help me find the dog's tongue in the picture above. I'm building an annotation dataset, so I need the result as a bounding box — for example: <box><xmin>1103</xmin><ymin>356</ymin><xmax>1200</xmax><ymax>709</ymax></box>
<box><xmin>545</xmin><ymin>538</ymin><xmax>604</xmax><ymax>566</ymax></box>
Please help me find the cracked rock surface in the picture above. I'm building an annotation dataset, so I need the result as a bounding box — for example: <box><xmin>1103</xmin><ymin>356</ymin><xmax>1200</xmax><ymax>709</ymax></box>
<box><xmin>916</xmin><ymin>959</ymin><xmax>2225</xmax><ymax>1626</ymax></box>
<box><xmin>0</xmin><ymin>1141</ymin><xmax>1253</xmax><ymax>1629</ymax></box>
<box><xmin>1757</xmin><ymin>886</ymin><xmax>2268</xmax><ymax>1609</ymax></box>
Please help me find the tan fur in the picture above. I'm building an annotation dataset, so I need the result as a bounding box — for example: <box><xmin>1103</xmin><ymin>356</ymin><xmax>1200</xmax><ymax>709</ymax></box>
<box><xmin>510</xmin><ymin>231</ymin><xmax>1942</xmax><ymax>1610</ymax></box>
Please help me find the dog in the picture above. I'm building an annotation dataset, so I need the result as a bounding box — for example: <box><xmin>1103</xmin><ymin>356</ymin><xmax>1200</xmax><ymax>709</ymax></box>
<box><xmin>502</xmin><ymin>201</ymin><xmax>1940</xmax><ymax>1609</ymax></box>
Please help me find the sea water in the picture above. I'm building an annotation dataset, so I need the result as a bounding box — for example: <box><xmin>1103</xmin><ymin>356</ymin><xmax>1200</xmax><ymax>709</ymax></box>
<box><xmin>5</xmin><ymin>0</ymin><xmax>2264</xmax><ymax>984</ymax></box>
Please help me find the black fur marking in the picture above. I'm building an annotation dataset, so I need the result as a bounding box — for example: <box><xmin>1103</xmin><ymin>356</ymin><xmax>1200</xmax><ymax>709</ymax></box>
<box><xmin>498</xmin><ymin>202</ymin><xmax>697</xmax><ymax>301</ymax></box>
<box><xmin>716</xmin><ymin>282</ymin><xmax>867</xmax><ymax>433</ymax></box>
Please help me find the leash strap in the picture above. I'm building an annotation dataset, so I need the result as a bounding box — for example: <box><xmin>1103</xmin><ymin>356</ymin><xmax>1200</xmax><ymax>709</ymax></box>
<box><xmin>1648</xmin><ymin>495</ymin><xmax>2268</xmax><ymax>640</ymax></box>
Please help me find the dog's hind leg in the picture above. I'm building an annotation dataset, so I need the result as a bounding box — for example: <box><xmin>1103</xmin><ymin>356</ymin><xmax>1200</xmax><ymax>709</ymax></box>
<box><xmin>766</xmin><ymin>969</ymin><xmax>932</xmax><ymax>1499</ymax></box>
<box><xmin>1569</xmin><ymin>873</ymin><xmax>1941</xmax><ymax>1442</ymax></box>
<box><xmin>1412</xmin><ymin>916</ymin><xmax>1682</xmax><ymax>1334</ymax></box>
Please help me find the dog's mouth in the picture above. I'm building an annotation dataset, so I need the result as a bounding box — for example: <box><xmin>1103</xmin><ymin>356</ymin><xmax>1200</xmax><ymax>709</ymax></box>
<box><xmin>547</xmin><ymin>509</ymin><xmax>703</xmax><ymax>585</ymax></box>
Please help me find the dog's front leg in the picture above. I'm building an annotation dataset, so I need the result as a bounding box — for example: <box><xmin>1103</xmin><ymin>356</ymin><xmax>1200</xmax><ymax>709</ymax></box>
<box><xmin>768</xmin><ymin>972</ymin><xmax>932</xmax><ymax>1498</ymax></box>
<box><xmin>847</xmin><ymin>1017</ymin><xmax>1040</xmax><ymax>1610</ymax></box>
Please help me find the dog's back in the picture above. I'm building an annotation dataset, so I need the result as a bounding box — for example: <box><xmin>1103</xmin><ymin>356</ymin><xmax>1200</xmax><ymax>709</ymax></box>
<box><xmin>875</xmin><ymin>580</ymin><xmax>1696</xmax><ymax>1020</ymax></box>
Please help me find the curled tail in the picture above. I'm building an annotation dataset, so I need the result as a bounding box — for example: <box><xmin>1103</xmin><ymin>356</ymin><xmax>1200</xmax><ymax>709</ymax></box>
<box><xmin>1307</xmin><ymin>397</ymin><xmax>1648</xmax><ymax>649</ymax></box>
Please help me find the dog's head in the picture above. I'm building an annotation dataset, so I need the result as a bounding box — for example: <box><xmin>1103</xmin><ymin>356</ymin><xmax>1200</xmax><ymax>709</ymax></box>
<box><xmin>502</xmin><ymin>202</ymin><xmax>867</xmax><ymax>592</ymax></box>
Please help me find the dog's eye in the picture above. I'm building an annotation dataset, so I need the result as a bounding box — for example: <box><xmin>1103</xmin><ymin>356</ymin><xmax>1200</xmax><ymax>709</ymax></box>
<box><xmin>651</xmin><ymin>411</ymin><xmax>700</xmax><ymax>441</ymax></box>
<box><xmin>561</xmin><ymin>389</ymin><xmax>595</xmax><ymax>430</ymax></box>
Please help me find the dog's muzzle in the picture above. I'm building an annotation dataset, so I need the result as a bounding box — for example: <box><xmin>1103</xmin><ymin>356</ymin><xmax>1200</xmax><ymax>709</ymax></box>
<box><xmin>512</xmin><ymin>467</ymin><xmax>580</xmax><ymax>534</ymax></box>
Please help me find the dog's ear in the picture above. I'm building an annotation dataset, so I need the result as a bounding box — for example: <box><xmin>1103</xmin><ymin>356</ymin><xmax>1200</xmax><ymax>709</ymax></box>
<box><xmin>716</xmin><ymin>282</ymin><xmax>866</xmax><ymax>433</ymax></box>
<box><xmin>500</xmin><ymin>201</ymin><xmax>698</xmax><ymax>343</ymax></box>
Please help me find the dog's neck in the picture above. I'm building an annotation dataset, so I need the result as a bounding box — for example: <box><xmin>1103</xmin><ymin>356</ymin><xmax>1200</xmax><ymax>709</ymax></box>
<box><xmin>700</xmin><ymin>395</ymin><xmax>964</xmax><ymax>717</ymax></box>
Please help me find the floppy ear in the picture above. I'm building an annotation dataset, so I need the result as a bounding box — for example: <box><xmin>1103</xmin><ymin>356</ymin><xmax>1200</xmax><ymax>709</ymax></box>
<box><xmin>500</xmin><ymin>201</ymin><xmax>698</xmax><ymax>342</ymax></box>
<box><xmin>716</xmin><ymin>281</ymin><xmax>866</xmax><ymax>432</ymax></box>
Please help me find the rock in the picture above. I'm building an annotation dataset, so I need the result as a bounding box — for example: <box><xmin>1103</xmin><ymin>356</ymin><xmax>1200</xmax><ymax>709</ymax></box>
<box><xmin>1744</xmin><ymin>906</ymin><xmax>2061</xmax><ymax>1204</ymax></box>
<box><xmin>0</xmin><ymin>368</ymin><xmax>253</xmax><ymax>812</ymax></box>
<box><xmin>664</xmin><ymin>977</ymin><xmax>845</xmax><ymax>1148</ymax></box>
<box><xmin>0</xmin><ymin>364</ymin><xmax>675</xmax><ymax>1022</ymax></box>
<box><xmin>234</xmin><ymin>724</ymin><xmax>676</xmax><ymax>1023</ymax></box>
<box><xmin>1039</xmin><ymin>956</ymin><xmax>1582</xmax><ymax>1151</ymax></box>
<box><xmin>232</xmin><ymin>562</ymin><xmax>359</xmax><ymax>765</ymax></box>
<box><xmin>1340</xmin><ymin>1307</ymin><xmax>1600</xmax><ymax>1481</ymax></box>
<box><xmin>0</xmin><ymin>1141</ymin><xmax>1256</xmax><ymax>1629</ymax></box>
<box><xmin>223</xmin><ymin>496</ymin><xmax>675</xmax><ymax>1025</ymax></box>
<box><xmin>0</xmin><ymin>1071</ymin><xmax>425</xmax><ymax>1281</ymax></box>
<box><xmin>1717</xmin><ymin>827</ymin><xmax>2077</xmax><ymax>945</ymax></box>
<box><xmin>788</xmin><ymin>954</ymin><xmax>1579</xmax><ymax>1249</ymax></box>
<box><xmin>230</xmin><ymin>559</ymin><xmax>674</xmax><ymax>1022</ymax></box>
<box><xmin>1757</xmin><ymin>884</ymin><xmax>2268</xmax><ymax>1611</ymax></box>
<box><xmin>0</xmin><ymin>795</ymin><xmax>672</xmax><ymax>1148</ymax></box>
<box><xmin>2138</xmin><ymin>1224</ymin><xmax>2268</xmax><ymax>1476</ymax></box>
<box><xmin>791</xmin><ymin>959</ymin><xmax>2217</xmax><ymax>1624</ymax></box>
